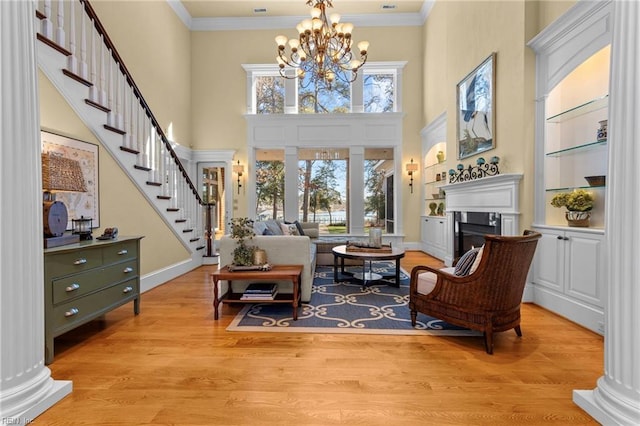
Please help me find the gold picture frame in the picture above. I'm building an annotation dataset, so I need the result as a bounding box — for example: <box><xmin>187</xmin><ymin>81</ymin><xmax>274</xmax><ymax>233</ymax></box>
<box><xmin>41</xmin><ymin>131</ymin><xmax>99</xmax><ymax>230</ymax></box>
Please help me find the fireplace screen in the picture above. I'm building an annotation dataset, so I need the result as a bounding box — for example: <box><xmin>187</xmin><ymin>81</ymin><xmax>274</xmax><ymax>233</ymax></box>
<box><xmin>454</xmin><ymin>211</ymin><xmax>501</xmax><ymax>259</ymax></box>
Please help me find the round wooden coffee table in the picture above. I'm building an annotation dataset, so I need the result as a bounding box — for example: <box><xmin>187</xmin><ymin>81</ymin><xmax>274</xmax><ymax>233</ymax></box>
<box><xmin>332</xmin><ymin>245</ymin><xmax>405</xmax><ymax>287</ymax></box>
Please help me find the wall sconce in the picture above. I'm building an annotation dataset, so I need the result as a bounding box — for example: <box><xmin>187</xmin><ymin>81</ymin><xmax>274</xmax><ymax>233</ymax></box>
<box><xmin>406</xmin><ymin>158</ymin><xmax>418</xmax><ymax>194</ymax></box>
<box><xmin>232</xmin><ymin>160</ymin><xmax>244</xmax><ymax>194</ymax></box>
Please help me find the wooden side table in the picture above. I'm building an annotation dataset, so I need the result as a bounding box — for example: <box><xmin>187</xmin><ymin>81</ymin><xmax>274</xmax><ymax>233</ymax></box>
<box><xmin>211</xmin><ymin>264</ymin><xmax>303</xmax><ymax>320</ymax></box>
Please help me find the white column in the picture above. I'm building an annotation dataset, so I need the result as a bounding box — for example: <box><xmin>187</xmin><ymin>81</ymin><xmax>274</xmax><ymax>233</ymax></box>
<box><xmin>284</xmin><ymin>146</ymin><xmax>299</xmax><ymax>221</ymax></box>
<box><xmin>0</xmin><ymin>0</ymin><xmax>71</xmax><ymax>422</ymax></box>
<box><xmin>573</xmin><ymin>1</ymin><xmax>640</xmax><ymax>424</ymax></box>
<box><xmin>349</xmin><ymin>146</ymin><xmax>365</xmax><ymax>234</ymax></box>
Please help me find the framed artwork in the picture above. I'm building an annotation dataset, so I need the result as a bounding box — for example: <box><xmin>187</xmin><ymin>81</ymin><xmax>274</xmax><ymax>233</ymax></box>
<box><xmin>456</xmin><ymin>52</ymin><xmax>496</xmax><ymax>160</ymax></box>
<box><xmin>41</xmin><ymin>131</ymin><xmax>99</xmax><ymax>229</ymax></box>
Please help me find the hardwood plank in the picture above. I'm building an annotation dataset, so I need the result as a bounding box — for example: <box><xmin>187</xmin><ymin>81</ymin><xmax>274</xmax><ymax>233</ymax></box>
<box><xmin>34</xmin><ymin>251</ymin><xmax>603</xmax><ymax>425</ymax></box>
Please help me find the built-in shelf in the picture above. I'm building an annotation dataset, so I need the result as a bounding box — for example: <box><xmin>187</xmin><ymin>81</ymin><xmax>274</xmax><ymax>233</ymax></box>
<box><xmin>546</xmin><ymin>140</ymin><xmax>607</xmax><ymax>157</ymax></box>
<box><xmin>546</xmin><ymin>95</ymin><xmax>608</xmax><ymax>123</ymax></box>
<box><xmin>424</xmin><ymin>162</ymin><xmax>445</xmax><ymax>170</ymax></box>
<box><xmin>545</xmin><ymin>184</ymin><xmax>605</xmax><ymax>192</ymax></box>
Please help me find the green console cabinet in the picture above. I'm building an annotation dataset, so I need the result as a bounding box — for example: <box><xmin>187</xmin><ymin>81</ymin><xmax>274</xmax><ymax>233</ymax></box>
<box><xmin>44</xmin><ymin>236</ymin><xmax>143</xmax><ymax>364</ymax></box>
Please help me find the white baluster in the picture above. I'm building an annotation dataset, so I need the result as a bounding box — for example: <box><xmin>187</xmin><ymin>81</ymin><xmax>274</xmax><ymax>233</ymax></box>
<box><xmin>67</xmin><ymin>0</ymin><xmax>77</xmax><ymax>73</ymax></box>
<box><xmin>55</xmin><ymin>0</ymin><xmax>65</xmax><ymax>47</ymax></box>
<box><xmin>122</xmin><ymin>86</ymin><xmax>130</xmax><ymax>148</ymax></box>
<box><xmin>106</xmin><ymin>54</ymin><xmax>114</xmax><ymax>124</ymax></box>
<box><xmin>99</xmin><ymin>35</ymin><xmax>107</xmax><ymax>106</ymax></box>
<box><xmin>88</xmin><ymin>23</ymin><xmax>98</xmax><ymax>102</ymax></box>
<box><xmin>116</xmin><ymin>71</ymin><xmax>123</xmax><ymax>130</ymax></box>
<box><xmin>79</xmin><ymin>7</ymin><xmax>88</xmax><ymax>79</ymax></box>
<box><xmin>42</xmin><ymin>0</ymin><xmax>53</xmax><ymax>39</ymax></box>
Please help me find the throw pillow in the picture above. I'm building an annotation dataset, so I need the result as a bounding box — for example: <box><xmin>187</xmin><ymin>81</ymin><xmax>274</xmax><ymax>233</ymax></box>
<box><xmin>454</xmin><ymin>247</ymin><xmax>480</xmax><ymax>276</ymax></box>
<box><xmin>285</xmin><ymin>220</ymin><xmax>305</xmax><ymax>236</ymax></box>
<box><xmin>280</xmin><ymin>222</ymin><xmax>300</xmax><ymax>236</ymax></box>
<box><xmin>253</xmin><ymin>221</ymin><xmax>267</xmax><ymax>236</ymax></box>
<box><xmin>469</xmin><ymin>245</ymin><xmax>484</xmax><ymax>274</ymax></box>
<box><xmin>264</xmin><ymin>219</ymin><xmax>283</xmax><ymax>235</ymax></box>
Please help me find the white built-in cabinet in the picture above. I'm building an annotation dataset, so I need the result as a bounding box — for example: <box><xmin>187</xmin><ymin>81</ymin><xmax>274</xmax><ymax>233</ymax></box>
<box><xmin>528</xmin><ymin>1</ymin><xmax>611</xmax><ymax>335</ymax></box>
<box><xmin>420</xmin><ymin>112</ymin><xmax>449</xmax><ymax>260</ymax></box>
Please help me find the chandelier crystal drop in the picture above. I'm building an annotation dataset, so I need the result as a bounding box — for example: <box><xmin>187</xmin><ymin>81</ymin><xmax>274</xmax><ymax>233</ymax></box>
<box><xmin>275</xmin><ymin>0</ymin><xmax>369</xmax><ymax>89</ymax></box>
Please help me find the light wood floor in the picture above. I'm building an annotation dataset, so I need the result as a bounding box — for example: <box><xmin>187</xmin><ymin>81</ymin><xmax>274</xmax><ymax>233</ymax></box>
<box><xmin>35</xmin><ymin>251</ymin><xmax>603</xmax><ymax>425</ymax></box>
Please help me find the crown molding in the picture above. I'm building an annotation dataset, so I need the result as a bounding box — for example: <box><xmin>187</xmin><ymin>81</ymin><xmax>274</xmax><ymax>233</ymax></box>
<box><xmin>168</xmin><ymin>1</ymin><xmax>432</xmax><ymax>31</ymax></box>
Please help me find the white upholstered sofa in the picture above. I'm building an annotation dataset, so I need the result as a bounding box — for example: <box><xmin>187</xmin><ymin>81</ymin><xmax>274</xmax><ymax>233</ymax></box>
<box><xmin>217</xmin><ymin>221</ymin><xmax>319</xmax><ymax>302</ymax></box>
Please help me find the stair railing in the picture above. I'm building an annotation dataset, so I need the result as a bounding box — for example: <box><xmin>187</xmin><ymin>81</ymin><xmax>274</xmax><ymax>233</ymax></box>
<box><xmin>36</xmin><ymin>0</ymin><xmax>214</xmax><ymax>254</ymax></box>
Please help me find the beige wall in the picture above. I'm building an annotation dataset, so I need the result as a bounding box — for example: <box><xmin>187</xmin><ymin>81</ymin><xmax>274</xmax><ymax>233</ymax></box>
<box><xmin>40</xmin><ymin>0</ymin><xmax>578</xmax><ymax>264</ymax></box>
<box><xmin>422</xmin><ymin>0</ymin><xmax>574</xmax><ymax>233</ymax></box>
<box><xmin>90</xmin><ymin>0</ymin><xmax>192</xmax><ymax>147</ymax></box>
<box><xmin>39</xmin><ymin>72</ymin><xmax>190</xmax><ymax>275</ymax></box>
<box><xmin>191</xmin><ymin>25</ymin><xmax>425</xmax><ymax>236</ymax></box>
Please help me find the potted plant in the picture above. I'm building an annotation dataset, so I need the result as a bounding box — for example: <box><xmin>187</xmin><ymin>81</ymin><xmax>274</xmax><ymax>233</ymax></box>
<box><xmin>550</xmin><ymin>189</ymin><xmax>594</xmax><ymax>227</ymax></box>
<box><xmin>229</xmin><ymin>217</ymin><xmax>256</xmax><ymax>265</ymax></box>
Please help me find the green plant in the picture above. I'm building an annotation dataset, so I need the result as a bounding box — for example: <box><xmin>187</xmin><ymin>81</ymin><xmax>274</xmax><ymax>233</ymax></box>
<box><xmin>229</xmin><ymin>217</ymin><xmax>256</xmax><ymax>266</ymax></box>
<box><xmin>550</xmin><ymin>189</ymin><xmax>594</xmax><ymax>212</ymax></box>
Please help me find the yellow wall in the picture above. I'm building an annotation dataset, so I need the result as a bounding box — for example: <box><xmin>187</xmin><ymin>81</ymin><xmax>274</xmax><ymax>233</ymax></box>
<box><xmin>190</xmin><ymin>25</ymin><xmax>425</xmax><ymax>235</ymax></box>
<box><xmin>90</xmin><ymin>0</ymin><xmax>192</xmax><ymax>147</ymax></box>
<box><xmin>39</xmin><ymin>0</ymin><xmax>580</xmax><ymax>268</ymax></box>
<box><xmin>39</xmin><ymin>72</ymin><xmax>190</xmax><ymax>275</ymax></box>
<box><xmin>422</xmin><ymin>0</ymin><xmax>574</xmax><ymax>233</ymax></box>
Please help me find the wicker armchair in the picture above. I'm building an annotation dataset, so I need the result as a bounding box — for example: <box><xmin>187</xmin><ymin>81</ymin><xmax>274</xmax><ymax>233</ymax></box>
<box><xmin>409</xmin><ymin>231</ymin><xmax>541</xmax><ymax>354</ymax></box>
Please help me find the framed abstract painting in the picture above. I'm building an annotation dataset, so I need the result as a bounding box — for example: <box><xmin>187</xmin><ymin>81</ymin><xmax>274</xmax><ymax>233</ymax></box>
<box><xmin>456</xmin><ymin>52</ymin><xmax>496</xmax><ymax>160</ymax></box>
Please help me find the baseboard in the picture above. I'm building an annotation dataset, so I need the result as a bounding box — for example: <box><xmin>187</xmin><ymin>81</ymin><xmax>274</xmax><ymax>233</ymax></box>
<box><xmin>532</xmin><ymin>285</ymin><xmax>604</xmax><ymax>335</ymax></box>
<box><xmin>140</xmin><ymin>253</ymin><xmax>202</xmax><ymax>293</ymax></box>
<box><xmin>16</xmin><ymin>380</ymin><xmax>72</xmax><ymax>424</ymax></box>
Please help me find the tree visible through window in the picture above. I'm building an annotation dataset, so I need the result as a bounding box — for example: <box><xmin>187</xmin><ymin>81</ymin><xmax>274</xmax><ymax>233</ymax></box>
<box><xmin>256</xmin><ymin>76</ymin><xmax>284</xmax><ymax>114</ymax></box>
<box><xmin>298</xmin><ymin>71</ymin><xmax>350</xmax><ymax>113</ymax></box>
<box><xmin>364</xmin><ymin>73</ymin><xmax>394</xmax><ymax>113</ymax></box>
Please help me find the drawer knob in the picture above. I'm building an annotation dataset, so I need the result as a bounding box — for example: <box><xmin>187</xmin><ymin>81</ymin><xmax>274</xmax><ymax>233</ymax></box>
<box><xmin>65</xmin><ymin>308</ymin><xmax>79</xmax><ymax>317</ymax></box>
<box><xmin>117</xmin><ymin>249</ymin><xmax>128</xmax><ymax>255</ymax></box>
<box><xmin>123</xmin><ymin>286</ymin><xmax>134</xmax><ymax>294</ymax></box>
<box><xmin>65</xmin><ymin>283</ymin><xmax>80</xmax><ymax>292</ymax></box>
<box><xmin>123</xmin><ymin>267</ymin><xmax>134</xmax><ymax>273</ymax></box>
<box><xmin>74</xmin><ymin>258</ymin><xmax>87</xmax><ymax>265</ymax></box>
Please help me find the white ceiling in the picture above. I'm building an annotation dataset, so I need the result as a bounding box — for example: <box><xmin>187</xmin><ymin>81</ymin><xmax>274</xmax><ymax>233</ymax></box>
<box><xmin>170</xmin><ymin>0</ymin><xmax>432</xmax><ymax>30</ymax></box>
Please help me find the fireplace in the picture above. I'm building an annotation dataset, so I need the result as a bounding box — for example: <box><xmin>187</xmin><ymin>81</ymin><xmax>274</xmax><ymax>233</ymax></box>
<box><xmin>454</xmin><ymin>211</ymin><xmax>501</xmax><ymax>259</ymax></box>
<box><xmin>441</xmin><ymin>173</ymin><xmax>522</xmax><ymax>266</ymax></box>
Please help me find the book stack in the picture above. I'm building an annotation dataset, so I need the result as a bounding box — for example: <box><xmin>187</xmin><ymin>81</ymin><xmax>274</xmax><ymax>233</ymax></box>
<box><xmin>241</xmin><ymin>283</ymin><xmax>278</xmax><ymax>300</ymax></box>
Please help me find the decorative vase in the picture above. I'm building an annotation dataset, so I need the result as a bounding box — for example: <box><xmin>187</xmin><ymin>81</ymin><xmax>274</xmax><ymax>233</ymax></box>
<box><xmin>566</xmin><ymin>211</ymin><xmax>591</xmax><ymax>227</ymax></box>
<box><xmin>253</xmin><ymin>248</ymin><xmax>267</xmax><ymax>265</ymax></box>
<box><xmin>436</xmin><ymin>150</ymin><xmax>445</xmax><ymax>163</ymax></box>
<box><xmin>369</xmin><ymin>227</ymin><xmax>383</xmax><ymax>248</ymax></box>
<box><xmin>429</xmin><ymin>202</ymin><xmax>437</xmax><ymax>216</ymax></box>
<box><xmin>597</xmin><ymin>120</ymin><xmax>608</xmax><ymax>141</ymax></box>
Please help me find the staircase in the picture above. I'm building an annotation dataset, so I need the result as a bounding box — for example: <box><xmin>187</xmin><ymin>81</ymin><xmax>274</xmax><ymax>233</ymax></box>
<box><xmin>35</xmin><ymin>0</ymin><xmax>213</xmax><ymax>265</ymax></box>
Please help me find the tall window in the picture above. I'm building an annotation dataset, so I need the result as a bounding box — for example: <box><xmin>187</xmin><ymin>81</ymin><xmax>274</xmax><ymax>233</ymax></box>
<box><xmin>298</xmin><ymin>148</ymin><xmax>348</xmax><ymax>234</ymax></box>
<box><xmin>255</xmin><ymin>149</ymin><xmax>285</xmax><ymax>220</ymax></box>
<box><xmin>364</xmin><ymin>148</ymin><xmax>394</xmax><ymax>233</ymax></box>
<box><xmin>298</xmin><ymin>71</ymin><xmax>350</xmax><ymax>114</ymax></box>
<box><xmin>256</xmin><ymin>76</ymin><xmax>284</xmax><ymax>114</ymax></box>
<box><xmin>364</xmin><ymin>73</ymin><xmax>395</xmax><ymax>113</ymax></box>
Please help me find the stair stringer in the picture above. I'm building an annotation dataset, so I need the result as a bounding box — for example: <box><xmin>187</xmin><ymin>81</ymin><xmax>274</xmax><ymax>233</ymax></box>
<box><xmin>37</xmin><ymin>39</ymin><xmax>205</xmax><ymax>281</ymax></box>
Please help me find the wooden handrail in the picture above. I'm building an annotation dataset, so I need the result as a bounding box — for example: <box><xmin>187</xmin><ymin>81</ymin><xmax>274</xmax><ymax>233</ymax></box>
<box><xmin>79</xmin><ymin>0</ymin><xmax>207</xmax><ymax>205</ymax></box>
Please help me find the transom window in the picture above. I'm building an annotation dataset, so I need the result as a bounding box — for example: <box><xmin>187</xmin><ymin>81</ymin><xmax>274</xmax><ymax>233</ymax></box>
<box><xmin>243</xmin><ymin>62</ymin><xmax>406</xmax><ymax>114</ymax></box>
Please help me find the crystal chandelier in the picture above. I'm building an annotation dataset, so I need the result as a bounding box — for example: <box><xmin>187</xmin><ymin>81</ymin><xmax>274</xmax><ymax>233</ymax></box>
<box><xmin>275</xmin><ymin>0</ymin><xmax>369</xmax><ymax>89</ymax></box>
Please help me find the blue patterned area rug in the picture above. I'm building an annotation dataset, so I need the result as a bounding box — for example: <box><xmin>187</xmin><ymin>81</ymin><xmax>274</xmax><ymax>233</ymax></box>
<box><xmin>227</xmin><ymin>262</ymin><xmax>479</xmax><ymax>336</ymax></box>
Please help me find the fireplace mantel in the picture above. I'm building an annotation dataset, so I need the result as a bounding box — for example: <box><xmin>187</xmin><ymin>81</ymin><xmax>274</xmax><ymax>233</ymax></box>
<box><xmin>442</xmin><ymin>173</ymin><xmax>523</xmax><ymax>264</ymax></box>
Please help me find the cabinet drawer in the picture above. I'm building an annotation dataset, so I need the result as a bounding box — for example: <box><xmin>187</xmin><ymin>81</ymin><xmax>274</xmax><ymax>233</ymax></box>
<box><xmin>52</xmin><ymin>278</ymin><xmax>139</xmax><ymax>332</ymax></box>
<box><xmin>52</xmin><ymin>259</ymin><xmax>138</xmax><ymax>304</ymax></box>
<box><xmin>102</xmin><ymin>240</ymin><xmax>139</xmax><ymax>264</ymax></box>
<box><xmin>46</xmin><ymin>249</ymin><xmax>103</xmax><ymax>278</ymax></box>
